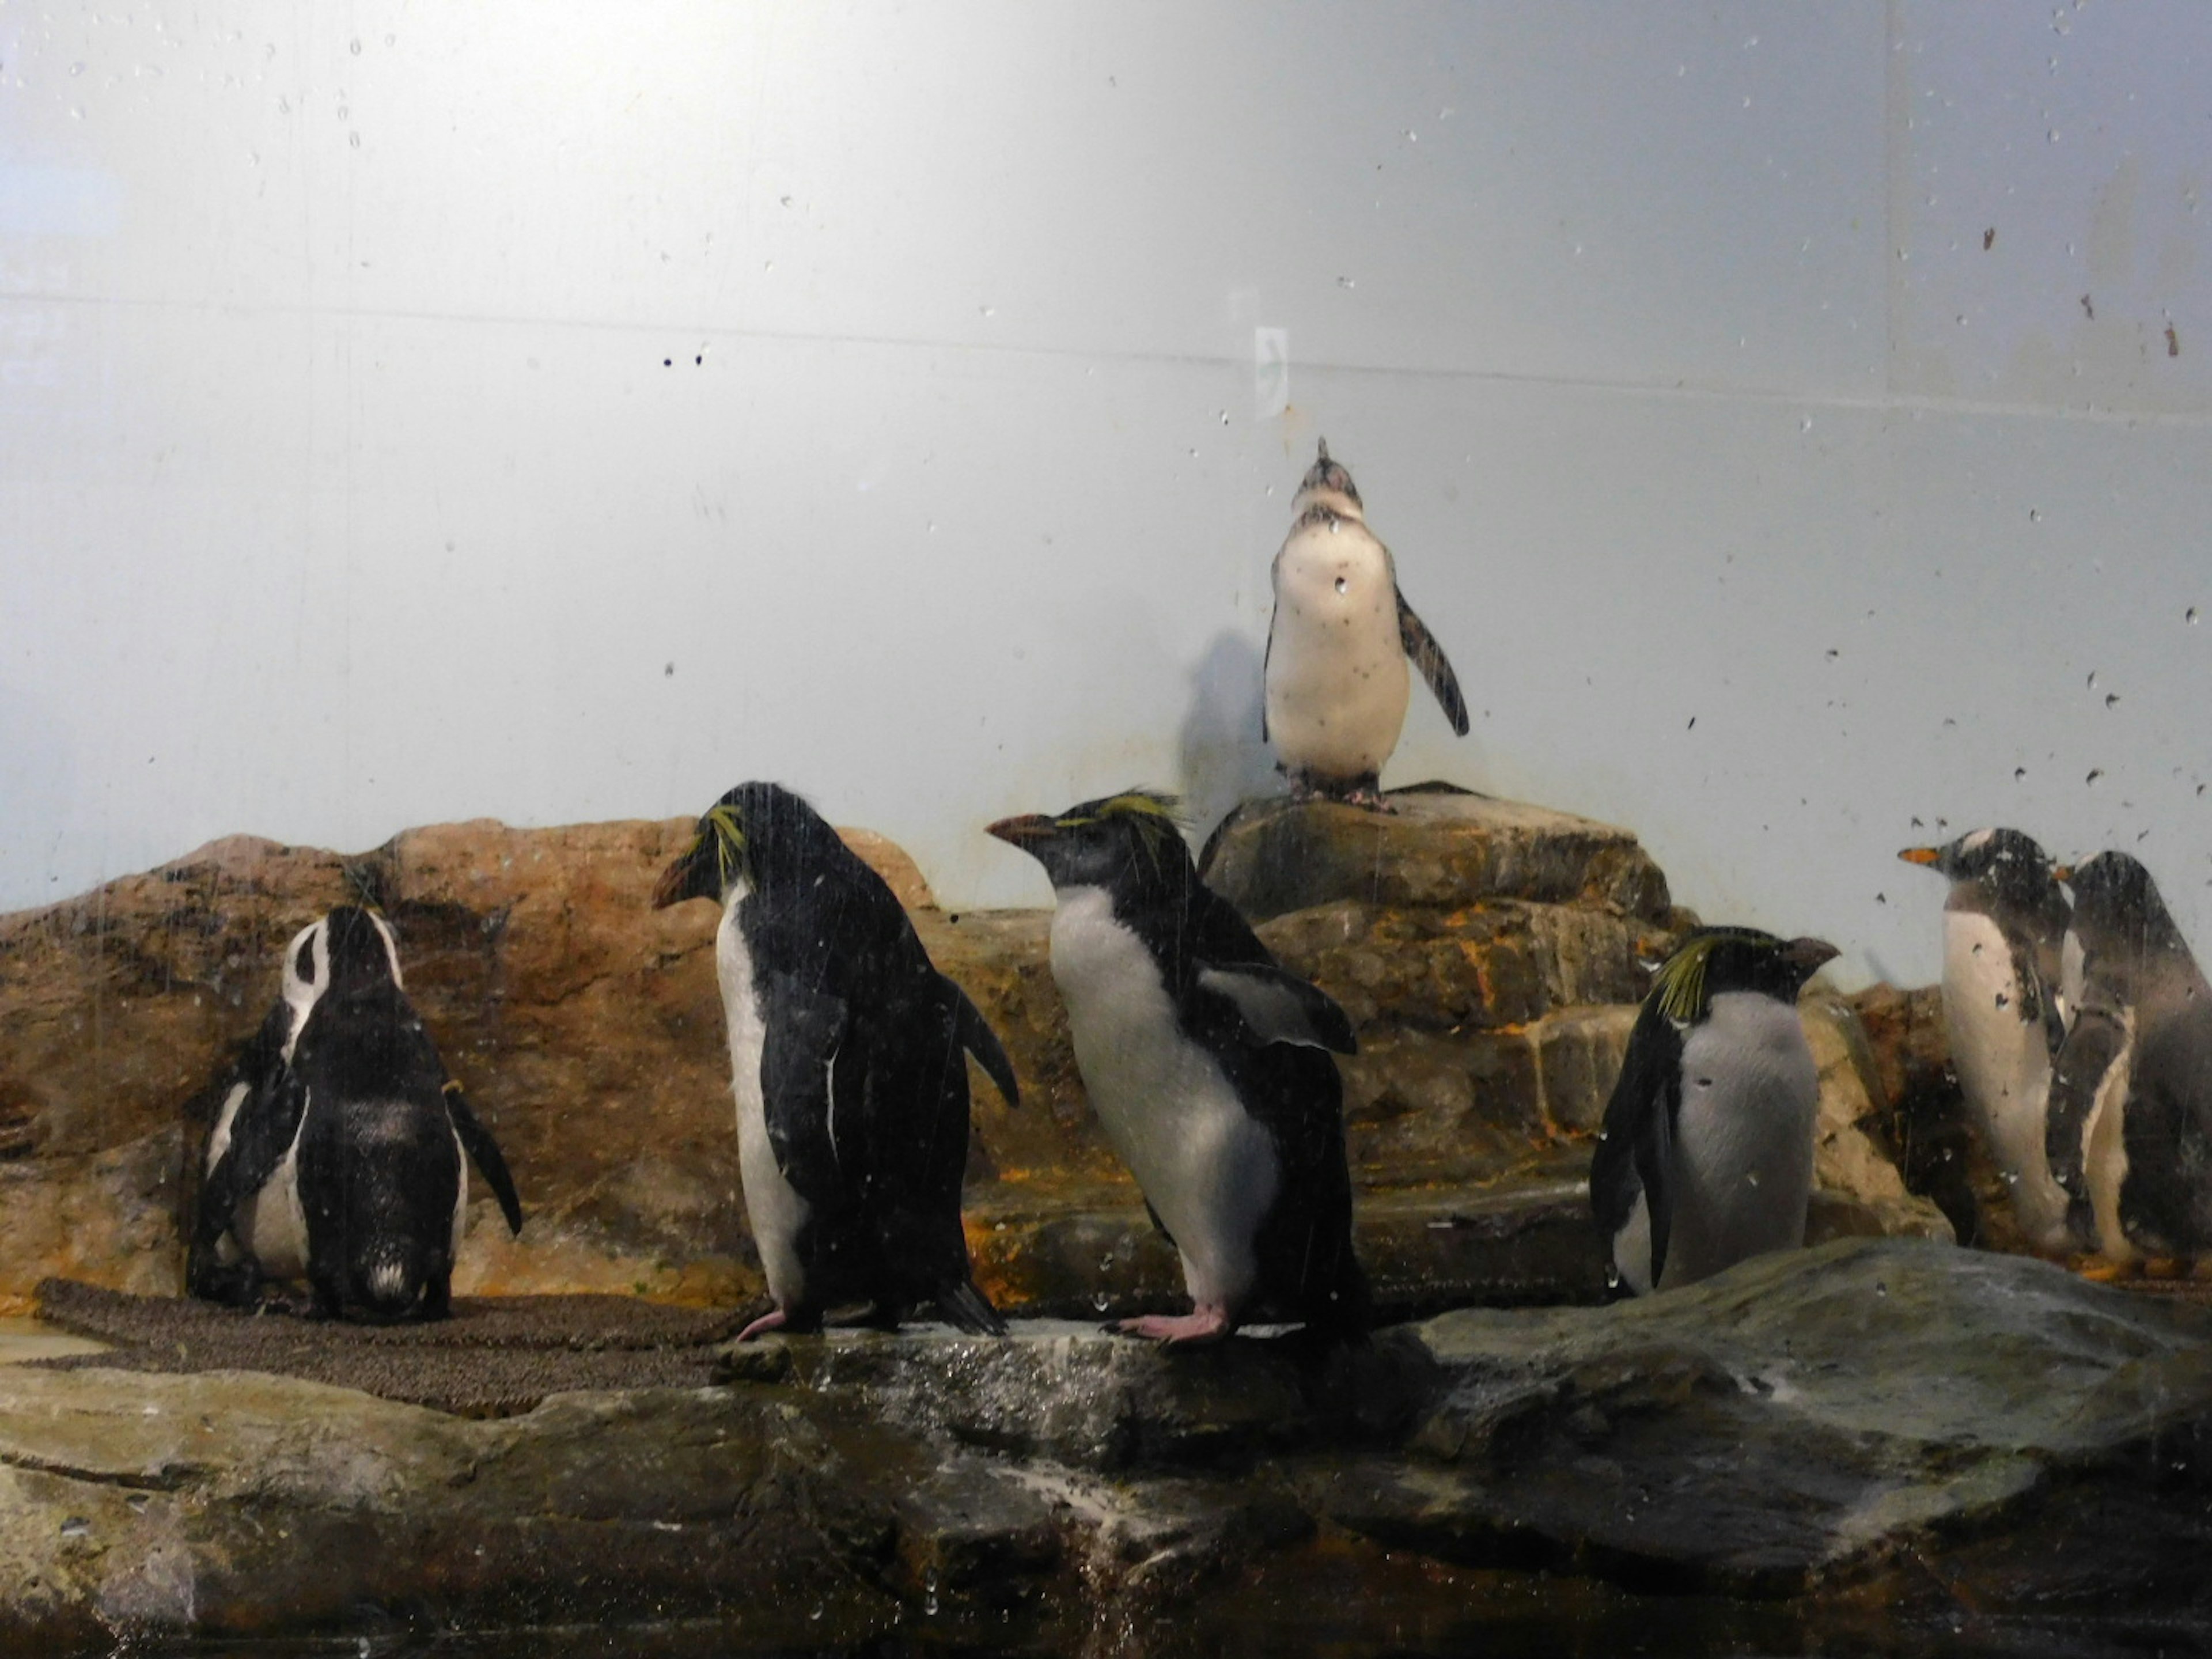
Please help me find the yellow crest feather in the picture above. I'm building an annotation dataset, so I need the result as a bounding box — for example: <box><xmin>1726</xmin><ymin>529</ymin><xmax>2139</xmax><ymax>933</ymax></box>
<box><xmin>1649</xmin><ymin>927</ymin><xmax>1780</xmax><ymax>1025</ymax></box>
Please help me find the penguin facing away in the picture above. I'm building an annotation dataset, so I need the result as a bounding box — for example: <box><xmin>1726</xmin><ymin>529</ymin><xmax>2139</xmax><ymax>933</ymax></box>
<box><xmin>1591</xmin><ymin>927</ymin><xmax>1838</xmax><ymax>1295</ymax></box>
<box><xmin>1898</xmin><ymin>828</ymin><xmax>2078</xmax><ymax>1253</ymax></box>
<box><xmin>1263</xmin><ymin>439</ymin><xmax>1469</xmax><ymax>810</ymax></box>
<box><xmin>653</xmin><ymin>782</ymin><xmax>1019</xmax><ymax>1340</ymax></box>
<box><xmin>2044</xmin><ymin>851</ymin><xmax>2212</xmax><ymax>1268</ymax></box>
<box><xmin>987</xmin><ymin>790</ymin><xmax>1368</xmax><ymax>1344</ymax></box>
<box><xmin>188</xmin><ymin>906</ymin><xmax>524</xmax><ymax>1319</ymax></box>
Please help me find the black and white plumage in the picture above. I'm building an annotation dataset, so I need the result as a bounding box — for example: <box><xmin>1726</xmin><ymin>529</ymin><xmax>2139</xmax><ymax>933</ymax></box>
<box><xmin>2044</xmin><ymin>851</ymin><xmax>2212</xmax><ymax>1267</ymax></box>
<box><xmin>653</xmin><ymin>782</ymin><xmax>1018</xmax><ymax>1340</ymax></box>
<box><xmin>1591</xmin><ymin>927</ymin><xmax>1838</xmax><ymax>1295</ymax></box>
<box><xmin>1262</xmin><ymin>440</ymin><xmax>1468</xmax><ymax>809</ymax></box>
<box><xmin>987</xmin><ymin>790</ymin><xmax>1367</xmax><ymax>1344</ymax></box>
<box><xmin>1898</xmin><ymin>828</ymin><xmax>2078</xmax><ymax>1253</ymax></box>
<box><xmin>188</xmin><ymin>906</ymin><xmax>524</xmax><ymax>1320</ymax></box>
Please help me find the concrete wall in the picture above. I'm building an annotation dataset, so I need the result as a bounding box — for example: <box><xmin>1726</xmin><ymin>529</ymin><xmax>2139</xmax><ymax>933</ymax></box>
<box><xmin>3</xmin><ymin>2</ymin><xmax>2208</xmax><ymax>986</ymax></box>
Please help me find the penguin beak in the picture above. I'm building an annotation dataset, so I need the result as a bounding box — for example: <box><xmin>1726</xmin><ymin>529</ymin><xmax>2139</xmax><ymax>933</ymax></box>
<box><xmin>1783</xmin><ymin>937</ymin><xmax>1841</xmax><ymax>978</ymax></box>
<box><xmin>650</xmin><ymin>842</ymin><xmax>714</xmax><ymax>910</ymax></box>
<box><xmin>986</xmin><ymin>814</ymin><xmax>1057</xmax><ymax>850</ymax></box>
<box><xmin>2052</xmin><ymin>864</ymin><xmax>2073</xmax><ymax>884</ymax></box>
<box><xmin>1897</xmin><ymin>846</ymin><xmax>1942</xmax><ymax>868</ymax></box>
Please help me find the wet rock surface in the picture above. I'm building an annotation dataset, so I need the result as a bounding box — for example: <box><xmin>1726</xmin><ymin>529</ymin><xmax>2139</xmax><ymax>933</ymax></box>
<box><xmin>3</xmin><ymin>1241</ymin><xmax>2209</xmax><ymax>1655</ymax></box>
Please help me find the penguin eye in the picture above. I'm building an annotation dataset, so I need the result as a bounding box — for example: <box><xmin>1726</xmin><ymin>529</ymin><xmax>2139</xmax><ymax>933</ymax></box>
<box><xmin>294</xmin><ymin>940</ymin><xmax>317</xmax><ymax>984</ymax></box>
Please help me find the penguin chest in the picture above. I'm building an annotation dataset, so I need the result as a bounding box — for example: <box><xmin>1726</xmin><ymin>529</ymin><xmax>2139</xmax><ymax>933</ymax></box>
<box><xmin>1662</xmin><ymin>993</ymin><xmax>1818</xmax><ymax>1288</ymax></box>
<box><xmin>1941</xmin><ymin>911</ymin><xmax>2070</xmax><ymax>1247</ymax></box>
<box><xmin>717</xmin><ymin>891</ymin><xmax>811</xmax><ymax>1307</ymax></box>
<box><xmin>1266</xmin><ymin>525</ymin><xmax>1410</xmax><ymax>778</ymax></box>
<box><xmin>241</xmin><ymin>1108</ymin><xmax>311</xmax><ymax>1279</ymax></box>
<box><xmin>2080</xmin><ymin>1012</ymin><xmax>2137</xmax><ymax>1262</ymax></box>
<box><xmin>1048</xmin><ymin>889</ymin><xmax>1279</xmax><ymax>1309</ymax></box>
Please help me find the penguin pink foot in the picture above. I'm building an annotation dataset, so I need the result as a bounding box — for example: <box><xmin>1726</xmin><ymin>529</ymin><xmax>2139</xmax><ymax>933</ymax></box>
<box><xmin>1116</xmin><ymin>1304</ymin><xmax>1234</xmax><ymax>1346</ymax></box>
<box><xmin>735</xmin><ymin>1307</ymin><xmax>792</xmax><ymax>1342</ymax></box>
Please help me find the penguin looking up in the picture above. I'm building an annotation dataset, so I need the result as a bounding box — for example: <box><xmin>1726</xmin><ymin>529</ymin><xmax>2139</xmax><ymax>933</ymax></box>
<box><xmin>1263</xmin><ymin>439</ymin><xmax>1469</xmax><ymax>809</ymax></box>
<box><xmin>188</xmin><ymin>906</ymin><xmax>524</xmax><ymax>1319</ymax></box>
<box><xmin>1590</xmin><ymin>927</ymin><xmax>1838</xmax><ymax>1295</ymax></box>
<box><xmin>2043</xmin><ymin>851</ymin><xmax>2212</xmax><ymax>1270</ymax></box>
<box><xmin>1898</xmin><ymin>828</ymin><xmax>2077</xmax><ymax>1253</ymax></box>
<box><xmin>987</xmin><ymin>790</ymin><xmax>1368</xmax><ymax>1344</ymax></box>
<box><xmin>653</xmin><ymin>782</ymin><xmax>1019</xmax><ymax>1340</ymax></box>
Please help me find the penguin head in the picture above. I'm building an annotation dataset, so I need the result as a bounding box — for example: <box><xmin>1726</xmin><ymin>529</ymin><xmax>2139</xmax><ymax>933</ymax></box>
<box><xmin>653</xmin><ymin>781</ymin><xmax>842</xmax><ymax>907</ymax></box>
<box><xmin>283</xmin><ymin>905</ymin><xmax>404</xmax><ymax>1010</ymax></box>
<box><xmin>1295</xmin><ymin>438</ymin><xmax>1362</xmax><ymax>515</ymax></box>
<box><xmin>1647</xmin><ymin>927</ymin><xmax>1838</xmax><ymax>1024</ymax></box>
<box><xmin>1898</xmin><ymin>827</ymin><xmax>2063</xmax><ymax>910</ymax></box>
<box><xmin>987</xmin><ymin>790</ymin><xmax>1192</xmax><ymax>897</ymax></box>
<box><xmin>2055</xmin><ymin>851</ymin><xmax>2193</xmax><ymax>969</ymax></box>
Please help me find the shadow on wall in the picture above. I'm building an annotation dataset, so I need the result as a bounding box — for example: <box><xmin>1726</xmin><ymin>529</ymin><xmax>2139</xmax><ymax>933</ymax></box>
<box><xmin>1177</xmin><ymin>630</ymin><xmax>1279</xmax><ymax>846</ymax></box>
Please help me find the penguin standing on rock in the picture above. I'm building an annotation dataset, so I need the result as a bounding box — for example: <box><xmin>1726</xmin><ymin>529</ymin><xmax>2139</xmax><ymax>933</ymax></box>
<box><xmin>987</xmin><ymin>790</ymin><xmax>1368</xmax><ymax>1343</ymax></box>
<box><xmin>653</xmin><ymin>782</ymin><xmax>1018</xmax><ymax>1340</ymax></box>
<box><xmin>1591</xmin><ymin>927</ymin><xmax>1838</xmax><ymax>1295</ymax></box>
<box><xmin>1263</xmin><ymin>440</ymin><xmax>1469</xmax><ymax>809</ymax></box>
<box><xmin>1898</xmin><ymin>829</ymin><xmax>2078</xmax><ymax>1253</ymax></box>
<box><xmin>2044</xmin><ymin>851</ymin><xmax>2212</xmax><ymax>1271</ymax></box>
<box><xmin>188</xmin><ymin>906</ymin><xmax>524</xmax><ymax>1319</ymax></box>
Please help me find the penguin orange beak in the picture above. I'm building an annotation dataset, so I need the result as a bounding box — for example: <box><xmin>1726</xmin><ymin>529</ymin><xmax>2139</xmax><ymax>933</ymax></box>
<box><xmin>986</xmin><ymin>814</ymin><xmax>1056</xmax><ymax>847</ymax></box>
<box><xmin>1897</xmin><ymin>846</ymin><xmax>1941</xmax><ymax>867</ymax></box>
<box><xmin>2052</xmin><ymin>864</ymin><xmax>2074</xmax><ymax>883</ymax></box>
<box><xmin>1785</xmin><ymin>937</ymin><xmax>1841</xmax><ymax>975</ymax></box>
<box><xmin>650</xmin><ymin>845</ymin><xmax>712</xmax><ymax>910</ymax></box>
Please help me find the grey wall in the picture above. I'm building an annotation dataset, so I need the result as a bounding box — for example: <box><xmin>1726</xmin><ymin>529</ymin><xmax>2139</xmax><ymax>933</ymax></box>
<box><xmin>2</xmin><ymin>2</ymin><xmax>2208</xmax><ymax>987</ymax></box>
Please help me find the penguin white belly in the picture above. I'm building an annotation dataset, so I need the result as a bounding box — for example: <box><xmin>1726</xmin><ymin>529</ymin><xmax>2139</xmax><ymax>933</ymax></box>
<box><xmin>2080</xmin><ymin>1014</ymin><xmax>2137</xmax><ymax>1263</ymax></box>
<box><xmin>1050</xmin><ymin>888</ymin><xmax>1279</xmax><ymax>1310</ymax></box>
<box><xmin>1266</xmin><ymin>526</ymin><xmax>1410</xmax><ymax>779</ymax></box>
<box><xmin>1661</xmin><ymin>993</ymin><xmax>1817</xmax><ymax>1289</ymax></box>
<box><xmin>717</xmin><ymin>887</ymin><xmax>811</xmax><ymax>1308</ymax></box>
<box><xmin>449</xmin><ymin>1127</ymin><xmax>470</xmax><ymax>1262</ymax></box>
<box><xmin>243</xmin><ymin>1101</ymin><xmax>310</xmax><ymax>1280</ymax></box>
<box><xmin>1941</xmin><ymin>911</ymin><xmax>2072</xmax><ymax>1249</ymax></box>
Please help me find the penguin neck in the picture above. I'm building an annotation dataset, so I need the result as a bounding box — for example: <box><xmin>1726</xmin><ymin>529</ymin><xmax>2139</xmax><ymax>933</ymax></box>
<box><xmin>1292</xmin><ymin>484</ymin><xmax>1363</xmax><ymax>521</ymax></box>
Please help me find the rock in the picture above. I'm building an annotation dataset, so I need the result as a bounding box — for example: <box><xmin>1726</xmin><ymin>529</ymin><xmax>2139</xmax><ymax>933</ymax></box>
<box><xmin>1801</xmin><ymin>995</ymin><xmax>1956</xmax><ymax>1245</ymax></box>
<box><xmin>1199</xmin><ymin>787</ymin><xmax>1676</xmax><ymax>924</ymax></box>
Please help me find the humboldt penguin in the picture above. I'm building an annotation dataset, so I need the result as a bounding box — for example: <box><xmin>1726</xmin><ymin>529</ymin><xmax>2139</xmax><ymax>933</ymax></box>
<box><xmin>1263</xmin><ymin>438</ymin><xmax>1468</xmax><ymax>808</ymax></box>
<box><xmin>2044</xmin><ymin>851</ymin><xmax>2212</xmax><ymax>1268</ymax></box>
<box><xmin>987</xmin><ymin>790</ymin><xmax>1368</xmax><ymax>1343</ymax></box>
<box><xmin>1591</xmin><ymin>927</ymin><xmax>1838</xmax><ymax>1294</ymax></box>
<box><xmin>1898</xmin><ymin>828</ymin><xmax>2078</xmax><ymax>1252</ymax></box>
<box><xmin>653</xmin><ymin>782</ymin><xmax>1018</xmax><ymax>1339</ymax></box>
<box><xmin>188</xmin><ymin>906</ymin><xmax>524</xmax><ymax>1319</ymax></box>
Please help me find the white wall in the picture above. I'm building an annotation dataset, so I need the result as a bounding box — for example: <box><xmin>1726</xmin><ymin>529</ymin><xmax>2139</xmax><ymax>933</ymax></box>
<box><xmin>3</xmin><ymin>2</ymin><xmax>2208</xmax><ymax>987</ymax></box>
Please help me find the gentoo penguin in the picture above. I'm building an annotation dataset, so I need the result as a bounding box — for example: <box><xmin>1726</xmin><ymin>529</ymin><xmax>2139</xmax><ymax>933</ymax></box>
<box><xmin>1263</xmin><ymin>439</ymin><xmax>1468</xmax><ymax>808</ymax></box>
<box><xmin>1898</xmin><ymin>829</ymin><xmax>2078</xmax><ymax>1252</ymax></box>
<box><xmin>2044</xmin><ymin>852</ymin><xmax>2212</xmax><ymax>1268</ymax></box>
<box><xmin>653</xmin><ymin>782</ymin><xmax>1018</xmax><ymax>1339</ymax></box>
<box><xmin>188</xmin><ymin>906</ymin><xmax>524</xmax><ymax>1319</ymax></box>
<box><xmin>1590</xmin><ymin>927</ymin><xmax>1838</xmax><ymax>1294</ymax></box>
<box><xmin>987</xmin><ymin>790</ymin><xmax>1368</xmax><ymax>1343</ymax></box>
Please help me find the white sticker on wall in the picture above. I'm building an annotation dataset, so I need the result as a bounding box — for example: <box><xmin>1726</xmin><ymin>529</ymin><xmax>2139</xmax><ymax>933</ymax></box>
<box><xmin>1254</xmin><ymin>327</ymin><xmax>1289</xmax><ymax>421</ymax></box>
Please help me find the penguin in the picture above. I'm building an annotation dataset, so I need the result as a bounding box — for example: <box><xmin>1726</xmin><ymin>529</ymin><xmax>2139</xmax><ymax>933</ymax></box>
<box><xmin>2043</xmin><ymin>851</ymin><xmax>2212</xmax><ymax>1269</ymax></box>
<box><xmin>1898</xmin><ymin>828</ymin><xmax>2078</xmax><ymax>1252</ymax></box>
<box><xmin>1263</xmin><ymin>438</ymin><xmax>1468</xmax><ymax>809</ymax></box>
<box><xmin>652</xmin><ymin>782</ymin><xmax>1018</xmax><ymax>1340</ymax></box>
<box><xmin>188</xmin><ymin>906</ymin><xmax>524</xmax><ymax>1319</ymax></box>
<box><xmin>986</xmin><ymin>790</ymin><xmax>1368</xmax><ymax>1343</ymax></box>
<box><xmin>1590</xmin><ymin>927</ymin><xmax>1838</xmax><ymax>1294</ymax></box>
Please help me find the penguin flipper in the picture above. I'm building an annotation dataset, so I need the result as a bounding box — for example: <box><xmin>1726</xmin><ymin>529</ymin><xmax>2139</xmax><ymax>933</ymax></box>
<box><xmin>1397</xmin><ymin>589</ymin><xmax>1470</xmax><ymax>736</ymax></box>
<box><xmin>188</xmin><ymin>1064</ymin><xmax>305</xmax><ymax>1303</ymax></box>
<box><xmin>1590</xmin><ymin>1001</ymin><xmax>1683</xmax><ymax>1290</ymax></box>
<box><xmin>2046</xmin><ymin>1002</ymin><xmax>2127</xmax><ymax>1200</ymax></box>
<box><xmin>1196</xmin><ymin>962</ymin><xmax>1358</xmax><ymax>1055</ymax></box>
<box><xmin>760</xmin><ymin>974</ymin><xmax>853</xmax><ymax>1203</ymax></box>
<box><xmin>1259</xmin><ymin>611</ymin><xmax>1274</xmax><ymax>744</ymax></box>
<box><xmin>444</xmin><ymin>1082</ymin><xmax>525</xmax><ymax>1236</ymax></box>
<box><xmin>947</xmin><ymin>979</ymin><xmax>1021</xmax><ymax>1108</ymax></box>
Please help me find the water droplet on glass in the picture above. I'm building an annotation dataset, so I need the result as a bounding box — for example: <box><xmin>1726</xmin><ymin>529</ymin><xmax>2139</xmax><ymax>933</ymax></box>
<box><xmin>2028</xmin><ymin>507</ymin><xmax>2041</xmax><ymax>522</ymax></box>
<box><xmin>1334</xmin><ymin>577</ymin><xmax>1349</xmax><ymax>594</ymax></box>
<box><xmin>385</xmin><ymin>33</ymin><xmax>396</xmax><ymax>46</ymax></box>
<box><xmin>1404</xmin><ymin>128</ymin><xmax>1416</xmax><ymax>143</ymax></box>
<box><xmin>349</xmin><ymin>36</ymin><xmax>361</xmax><ymax>54</ymax></box>
<box><xmin>1801</xmin><ymin>416</ymin><xmax>1813</xmax><ymax>433</ymax></box>
<box><xmin>2015</xmin><ymin>767</ymin><xmax>2027</xmax><ymax>781</ymax></box>
<box><xmin>2086</xmin><ymin>769</ymin><xmax>2104</xmax><ymax>786</ymax></box>
<box><xmin>69</xmin><ymin>61</ymin><xmax>85</xmax><ymax>75</ymax></box>
<box><xmin>2087</xmin><ymin>671</ymin><xmax>2099</xmax><ymax>689</ymax></box>
<box><xmin>2188</xmin><ymin>607</ymin><xmax>2200</xmax><ymax>624</ymax></box>
<box><xmin>2105</xmin><ymin>693</ymin><xmax>2119</xmax><ymax>708</ymax></box>
<box><xmin>810</xmin><ymin>1605</ymin><xmax>824</xmax><ymax>1623</ymax></box>
<box><xmin>1995</xmin><ymin>992</ymin><xmax>2010</xmax><ymax>1009</ymax></box>
<box><xmin>1875</xmin><ymin>1281</ymin><xmax>1889</xmax><ymax>1297</ymax></box>
<box><xmin>349</xmin><ymin>131</ymin><xmax>359</xmax><ymax>148</ymax></box>
<box><xmin>1092</xmin><ymin>1292</ymin><xmax>1109</xmax><ymax>1312</ymax></box>
<box><xmin>59</xmin><ymin>1517</ymin><xmax>89</xmax><ymax>1537</ymax></box>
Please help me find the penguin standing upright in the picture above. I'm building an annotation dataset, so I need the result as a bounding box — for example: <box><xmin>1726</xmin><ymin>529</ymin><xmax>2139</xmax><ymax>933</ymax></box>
<box><xmin>2044</xmin><ymin>851</ymin><xmax>2212</xmax><ymax>1268</ymax></box>
<box><xmin>188</xmin><ymin>906</ymin><xmax>524</xmax><ymax>1319</ymax></box>
<box><xmin>1263</xmin><ymin>439</ymin><xmax>1468</xmax><ymax>808</ymax></box>
<box><xmin>1898</xmin><ymin>828</ymin><xmax>2077</xmax><ymax>1252</ymax></box>
<box><xmin>987</xmin><ymin>790</ymin><xmax>1368</xmax><ymax>1343</ymax></box>
<box><xmin>653</xmin><ymin>782</ymin><xmax>1018</xmax><ymax>1340</ymax></box>
<box><xmin>1590</xmin><ymin>927</ymin><xmax>1838</xmax><ymax>1294</ymax></box>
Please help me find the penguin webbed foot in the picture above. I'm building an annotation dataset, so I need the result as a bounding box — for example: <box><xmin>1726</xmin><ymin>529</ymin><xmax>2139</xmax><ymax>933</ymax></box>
<box><xmin>1114</xmin><ymin>1305</ymin><xmax>1235</xmax><ymax>1347</ymax></box>
<box><xmin>1281</xmin><ymin>769</ymin><xmax>1395</xmax><ymax>813</ymax></box>
<box><xmin>736</xmin><ymin>1303</ymin><xmax>824</xmax><ymax>1342</ymax></box>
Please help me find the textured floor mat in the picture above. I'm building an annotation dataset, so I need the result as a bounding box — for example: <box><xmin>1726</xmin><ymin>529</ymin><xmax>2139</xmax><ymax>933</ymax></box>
<box><xmin>33</xmin><ymin>1279</ymin><xmax>749</xmax><ymax>1417</ymax></box>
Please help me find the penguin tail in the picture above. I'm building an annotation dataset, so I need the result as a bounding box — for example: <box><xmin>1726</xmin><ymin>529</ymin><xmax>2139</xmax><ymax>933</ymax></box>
<box><xmin>935</xmin><ymin>1277</ymin><xmax>1010</xmax><ymax>1338</ymax></box>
